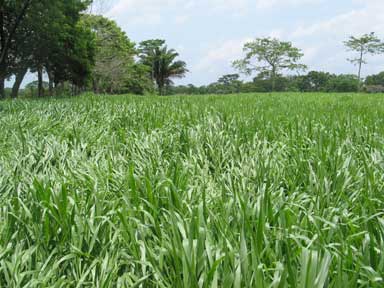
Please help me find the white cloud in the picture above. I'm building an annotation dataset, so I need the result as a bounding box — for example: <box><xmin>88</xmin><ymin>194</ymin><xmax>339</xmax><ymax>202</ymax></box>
<box><xmin>106</xmin><ymin>0</ymin><xmax>323</xmax><ymax>22</ymax></box>
<box><xmin>288</xmin><ymin>1</ymin><xmax>384</xmax><ymax>75</ymax></box>
<box><xmin>292</xmin><ymin>1</ymin><xmax>384</xmax><ymax>38</ymax></box>
<box><xmin>194</xmin><ymin>38</ymin><xmax>251</xmax><ymax>73</ymax></box>
<box><xmin>106</xmin><ymin>0</ymin><xmax>249</xmax><ymax>19</ymax></box>
<box><xmin>106</xmin><ymin>0</ymin><xmax>178</xmax><ymax>24</ymax></box>
<box><xmin>255</xmin><ymin>0</ymin><xmax>324</xmax><ymax>9</ymax></box>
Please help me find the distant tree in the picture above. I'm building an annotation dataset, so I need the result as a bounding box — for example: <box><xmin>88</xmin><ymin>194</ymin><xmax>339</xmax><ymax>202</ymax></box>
<box><xmin>298</xmin><ymin>71</ymin><xmax>333</xmax><ymax>92</ymax></box>
<box><xmin>233</xmin><ymin>38</ymin><xmax>307</xmax><ymax>91</ymax></box>
<box><xmin>123</xmin><ymin>63</ymin><xmax>154</xmax><ymax>95</ymax></box>
<box><xmin>326</xmin><ymin>74</ymin><xmax>359</xmax><ymax>92</ymax></box>
<box><xmin>82</xmin><ymin>15</ymin><xmax>154</xmax><ymax>95</ymax></box>
<box><xmin>168</xmin><ymin>84</ymin><xmax>201</xmax><ymax>95</ymax></box>
<box><xmin>138</xmin><ymin>39</ymin><xmax>166</xmax><ymax>83</ymax></box>
<box><xmin>344</xmin><ymin>32</ymin><xmax>384</xmax><ymax>90</ymax></box>
<box><xmin>218</xmin><ymin>74</ymin><xmax>240</xmax><ymax>85</ymax></box>
<box><xmin>365</xmin><ymin>71</ymin><xmax>384</xmax><ymax>86</ymax></box>
<box><xmin>365</xmin><ymin>71</ymin><xmax>384</xmax><ymax>93</ymax></box>
<box><xmin>217</xmin><ymin>74</ymin><xmax>242</xmax><ymax>93</ymax></box>
<box><xmin>252</xmin><ymin>72</ymin><xmax>290</xmax><ymax>92</ymax></box>
<box><xmin>139</xmin><ymin>41</ymin><xmax>188</xmax><ymax>95</ymax></box>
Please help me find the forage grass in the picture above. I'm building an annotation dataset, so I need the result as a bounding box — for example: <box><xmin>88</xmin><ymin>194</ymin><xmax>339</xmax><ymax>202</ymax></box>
<box><xmin>0</xmin><ymin>92</ymin><xmax>384</xmax><ymax>287</ymax></box>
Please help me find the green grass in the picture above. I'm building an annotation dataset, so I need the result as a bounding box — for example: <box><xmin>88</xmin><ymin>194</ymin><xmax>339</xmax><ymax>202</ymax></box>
<box><xmin>0</xmin><ymin>93</ymin><xmax>384</xmax><ymax>287</ymax></box>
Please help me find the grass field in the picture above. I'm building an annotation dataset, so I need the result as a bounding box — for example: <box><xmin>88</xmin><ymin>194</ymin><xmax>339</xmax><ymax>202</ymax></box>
<box><xmin>0</xmin><ymin>93</ymin><xmax>384</xmax><ymax>287</ymax></box>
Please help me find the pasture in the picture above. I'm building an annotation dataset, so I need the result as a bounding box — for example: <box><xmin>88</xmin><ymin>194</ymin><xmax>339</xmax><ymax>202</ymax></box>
<box><xmin>0</xmin><ymin>93</ymin><xmax>384</xmax><ymax>287</ymax></box>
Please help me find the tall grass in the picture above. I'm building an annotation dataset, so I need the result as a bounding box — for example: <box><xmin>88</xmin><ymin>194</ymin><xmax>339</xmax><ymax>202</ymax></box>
<box><xmin>0</xmin><ymin>93</ymin><xmax>384</xmax><ymax>287</ymax></box>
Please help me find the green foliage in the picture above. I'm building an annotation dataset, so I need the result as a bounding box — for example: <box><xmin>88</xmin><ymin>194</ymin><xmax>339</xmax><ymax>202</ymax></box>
<box><xmin>170</xmin><ymin>71</ymin><xmax>361</xmax><ymax>94</ymax></box>
<box><xmin>344</xmin><ymin>32</ymin><xmax>384</xmax><ymax>66</ymax></box>
<box><xmin>138</xmin><ymin>40</ymin><xmax>188</xmax><ymax>95</ymax></box>
<box><xmin>252</xmin><ymin>72</ymin><xmax>290</xmax><ymax>92</ymax></box>
<box><xmin>326</xmin><ymin>74</ymin><xmax>359</xmax><ymax>92</ymax></box>
<box><xmin>233</xmin><ymin>38</ymin><xmax>307</xmax><ymax>91</ymax></box>
<box><xmin>0</xmin><ymin>0</ymin><xmax>34</xmax><ymax>98</ymax></box>
<box><xmin>82</xmin><ymin>15</ymin><xmax>136</xmax><ymax>94</ymax></box>
<box><xmin>1</xmin><ymin>0</ymin><xmax>95</xmax><ymax>98</ymax></box>
<box><xmin>1</xmin><ymin>93</ymin><xmax>384</xmax><ymax>286</ymax></box>
<box><xmin>365</xmin><ymin>71</ymin><xmax>384</xmax><ymax>86</ymax></box>
<box><xmin>123</xmin><ymin>63</ymin><xmax>155</xmax><ymax>95</ymax></box>
<box><xmin>298</xmin><ymin>71</ymin><xmax>333</xmax><ymax>92</ymax></box>
<box><xmin>344</xmin><ymin>32</ymin><xmax>384</xmax><ymax>88</ymax></box>
<box><xmin>365</xmin><ymin>72</ymin><xmax>384</xmax><ymax>93</ymax></box>
<box><xmin>217</xmin><ymin>74</ymin><xmax>242</xmax><ymax>93</ymax></box>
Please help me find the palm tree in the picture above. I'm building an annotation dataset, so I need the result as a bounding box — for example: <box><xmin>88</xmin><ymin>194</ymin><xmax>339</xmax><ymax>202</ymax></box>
<box><xmin>139</xmin><ymin>41</ymin><xmax>188</xmax><ymax>95</ymax></box>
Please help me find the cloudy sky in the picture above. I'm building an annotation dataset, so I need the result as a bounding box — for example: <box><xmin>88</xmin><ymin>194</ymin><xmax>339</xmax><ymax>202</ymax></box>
<box><xmin>10</xmin><ymin>0</ymin><xmax>384</xmax><ymax>88</ymax></box>
<box><xmin>99</xmin><ymin>0</ymin><xmax>384</xmax><ymax>86</ymax></box>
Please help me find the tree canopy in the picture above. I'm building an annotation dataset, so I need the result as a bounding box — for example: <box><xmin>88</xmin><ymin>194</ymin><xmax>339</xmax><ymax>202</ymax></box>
<box><xmin>0</xmin><ymin>0</ymin><xmax>94</xmax><ymax>98</ymax></box>
<box><xmin>233</xmin><ymin>38</ymin><xmax>307</xmax><ymax>91</ymax></box>
<box><xmin>138</xmin><ymin>40</ymin><xmax>188</xmax><ymax>95</ymax></box>
<box><xmin>344</xmin><ymin>32</ymin><xmax>384</xmax><ymax>90</ymax></box>
<box><xmin>83</xmin><ymin>15</ymin><xmax>136</xmax><ymax>94</ymax></box>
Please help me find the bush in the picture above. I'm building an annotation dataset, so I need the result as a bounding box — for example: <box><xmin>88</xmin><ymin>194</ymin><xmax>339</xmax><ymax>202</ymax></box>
<box><xmin>326</xmin><ymin>74</ymin><xmax>359</xmax><ymax>92</ymax></box>
<box><xmin>364</xmin><ymin>85</ymin><xmax>384</xmax><ymax>93</ymax></box>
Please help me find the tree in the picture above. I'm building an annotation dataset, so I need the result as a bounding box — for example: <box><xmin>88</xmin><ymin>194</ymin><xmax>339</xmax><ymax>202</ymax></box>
<box><xmin>215</xmin><ymin>74</ymin><xmax>242</xmax><ymax>94</ymax></box>
<box><xmin>0</xmin><ymin>0</ymin><xmax>33</xmax><ymax>98</ymax></box>
<box><xmin>3</xmin><ymin>0</ymin><xmax>94</xmax><ymax>98</ymax></box>
<box><xmin>326</xmin><ymin>74</ymin><xmax>359</xmax><ymax>92</ymax></box>
<box><xmin>365</xmin><ymin>71</ymin><xmax>384</xmax><ymax>93</ymax></box>
<box><xmin>83</xmin><ymin>15</ymin><xmax>136</xmax><ymax>94</ymax></box>
<box><xmin>138</xmin><ymin>39</ymin><xmax>165</xmax><ymax>83</ymax></box>
<box><xmin>365</xmin><ymin>71</ymin><xmax>384</xmax><ymax>86</ymax></box>
<box><xmin>344</xmin><ymin>32</ymin><xmax>384</xmax><ymax>90</ymax></box>
<box><xmin>298</xmin><ymin>71</ymin><xmax>333</xmax><ymax>92</ymax></box>
<box><xmin>87</xmin><ymin>0</ymin><xmax>114</xmax><ymax>14</ymax></box>
<box><xmin>33</xmin><ymin>0</ymin><xmax>93</xmax><ymax>97</ymax></box>
<box><xmin>233</xmin><ymin>38</ymin><xmax>306</xmax><ymax>91</ymax></box>
<box><xmin>123</xmin><ymin>63</ymin><xmax>154</xmax><ymax>95</ymax></box>
<box><xmin>251</xmin><ymin>72</ymin><xmax>290</xmax><ymax>92</ymax></box>
<box><xmin>139</xmin><ymin>41</ymin><xmax>188</xmax><ymax>95</ymax></box>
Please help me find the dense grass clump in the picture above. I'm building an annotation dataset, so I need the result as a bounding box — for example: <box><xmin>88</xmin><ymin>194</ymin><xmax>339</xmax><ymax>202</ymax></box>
<box><xmin>0</xmin><ymin>93</ymin><xmax>384</xmax><ymax>287</ymax></box>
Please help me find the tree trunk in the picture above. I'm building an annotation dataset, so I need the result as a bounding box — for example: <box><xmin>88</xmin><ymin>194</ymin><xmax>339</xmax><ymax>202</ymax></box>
<box><xmin>357</xmin><ymin>46</ymin><xmax>364</xmax><ymax>92</ymax></box>
<box><xmin>157</xmin><ymin>79</ymin><xmax>164</xmax><ymax>95</ymax></box>
<box><xmin>37</xmin><ymin>66</ymin><xmax>43</xmax><ymax>97</ymax></box>
<box><xmin>0</xmin><ymin>76</ymin><xmax>4</xmax><ymax>99</ymax></box>
<box><xmin>11</xmin><ymin>68</ymin><xmax>27</xmax><ymax>98</ymax></box>
<box><xmin>93</xmin><ymin>79</ymin><xmax>98</xmax><ymax>94</ymax></box>
<box><xmin>271</xmin><ymin>67</ymin><xmax>276</xmax><ymax>92</ymax></box>
<box><xmin>49</xmin><ymin>80</ymin><xmax>54</xmax><ymax>97</ymax></box>
<box><xmin>46</xmin><ymin>67</ymin><xmax>54</xmax><ymax>96</ymax></box>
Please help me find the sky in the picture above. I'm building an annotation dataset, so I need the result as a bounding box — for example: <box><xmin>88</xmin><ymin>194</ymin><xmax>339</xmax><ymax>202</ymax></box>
<box><xmin>101</xmin><ymin>0</ymin><xmax>384</xmax><ymax>86</ymax></box>
<box><xmin>9</xmin><ymin>0</ymin><xmax>384</xmax><ymax>88</ymax></box>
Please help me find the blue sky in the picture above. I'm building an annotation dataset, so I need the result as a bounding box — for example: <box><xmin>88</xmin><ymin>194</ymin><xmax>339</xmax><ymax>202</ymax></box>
<box><xmin>10</xmin><ymin>0</ymin><xmax>384</xmax><ymax>87</ymax></box>
<box><xmin>102</xmin><ymin>0</ymin><xmax>384</xmax><ymax>86</ymax></box>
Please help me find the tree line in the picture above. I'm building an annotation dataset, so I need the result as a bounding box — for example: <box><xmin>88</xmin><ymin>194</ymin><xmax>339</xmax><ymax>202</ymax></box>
<box><xmin>169</xmin><ymin>71</ymin><xmax>384</xmax><ymax>95</ymax></box>
<box><xmin>1</xmin><ymin>1</ymin><xmax>384</xmax><ymax>98</ymax></box>
<box><xmin>0</xmin><ymin>0</ymin><xmax>187</xmax><ymax>99</ymax></box>
<box><xmin>170</xmin><ymin>33</ymin><xmax>384</xmax><ymax>95</ymax></box>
